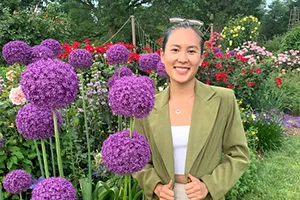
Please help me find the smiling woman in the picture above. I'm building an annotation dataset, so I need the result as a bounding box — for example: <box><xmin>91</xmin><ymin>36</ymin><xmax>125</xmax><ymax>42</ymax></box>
<box><xmin>133</xmin><ymin>21</ymin><xmax>250</xmax><ymax>200</ymax></box>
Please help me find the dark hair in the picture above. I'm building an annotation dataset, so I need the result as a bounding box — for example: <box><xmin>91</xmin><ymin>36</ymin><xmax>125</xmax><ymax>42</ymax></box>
<box><xmin>162</xmin><ymin>21</ymin><xmax>204</xmax><ymax>54</ymax></box>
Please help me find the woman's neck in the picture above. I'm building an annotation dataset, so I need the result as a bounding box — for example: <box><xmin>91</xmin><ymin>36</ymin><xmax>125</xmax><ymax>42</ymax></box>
<box><xmin>169</xmin><ymin>79</ymin><xmax>196</xmax><ymax>101</ymax></box>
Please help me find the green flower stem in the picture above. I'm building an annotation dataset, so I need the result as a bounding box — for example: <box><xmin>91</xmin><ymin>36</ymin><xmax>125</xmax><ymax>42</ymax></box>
<box><xmin>129</xmin><ymin>117</ymin><xmax>133</xmax><ymax>138</ymax></box>
<box><xmin>117</xmin><ymin>66</ymin><xmax>123</xmax><ymax>132</ymax></box>
<box><xmin>41</xmin><ymin>139</ymin><xmax>50</xmax><ymax>178</ymax></box>
<box><xmin>49</xmin><ymin>137</ymin><xmax>56</xmax><ymax>177</ymax></box>
<box><xmin>128</xmin><ymin>174</ymin><xmax>132</xmax><ymax>200</ymax></box>
<box><xmin>123</xmin><ymin>175</ymin><xmax>128</xmax><ymax>200</ymax></box>
<box><xmin>79</xmin><ymin>72</ymin><xmax>92</xmax><ymax>196</ymax></box>
<box><xmin>19</xmin><ymin>193</ymin><xmax>22</xmax><ymax>200</ymax></box>
<box><xmin>65</xmin><ymin>108</ymin><xmax>76</xmax><ymax>178</ymax></box>
<box><xmin>0</xmin><ymin>185</ymin><xmax>4</xmax><ymax>200</ymax></box>
<box><xmin>34</xmin><ymin>140</ymin><xmax>45</xmax><ymax>178</ymax></box>
<box><xmin>52</xmin><ymin>109</ymin><xmax>64</xmax><ymax>177</ymax></box>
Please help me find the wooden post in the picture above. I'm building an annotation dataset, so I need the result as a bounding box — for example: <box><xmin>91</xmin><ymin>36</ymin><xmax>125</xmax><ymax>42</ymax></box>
<box><xmin>131</xmin><ymin>15</ymin><xmax>136</xmax><ymax>52</ymax></box>
<box><xmin>210</xmin><ymin>23</ymin><xmax>214</xmax><ymax>38</ymax></box>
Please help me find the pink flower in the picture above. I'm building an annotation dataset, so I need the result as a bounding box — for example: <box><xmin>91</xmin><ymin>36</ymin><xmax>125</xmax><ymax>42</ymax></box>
<box><xmin>9</xmin><ymin>86</ymin><xmax>26</xmax><ymax>105</ymax></box>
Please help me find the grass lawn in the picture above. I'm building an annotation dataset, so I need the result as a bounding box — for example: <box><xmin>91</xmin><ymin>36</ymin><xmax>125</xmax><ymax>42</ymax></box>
<box><xmin>243</xmin><ymin>135</ymin><xmax>300</xmax><ymax>200</ymax></box>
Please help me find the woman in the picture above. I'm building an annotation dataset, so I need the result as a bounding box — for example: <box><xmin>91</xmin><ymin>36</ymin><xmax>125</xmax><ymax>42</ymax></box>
<box><xmin>133</xmin><ymin>21</ymin><xmax>250</xmax><ymax>200</ymax></box>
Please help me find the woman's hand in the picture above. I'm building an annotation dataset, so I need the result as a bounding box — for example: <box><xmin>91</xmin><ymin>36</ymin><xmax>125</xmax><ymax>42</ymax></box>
<box><xmin>154</xmin><ymin>180</ymin><xmax>175</xmax><ymax>200</ymax></box>
<box><xmin>184</xmin><ymin>174</ymin><xmax>208</xmax><ymax>200</ymax></box>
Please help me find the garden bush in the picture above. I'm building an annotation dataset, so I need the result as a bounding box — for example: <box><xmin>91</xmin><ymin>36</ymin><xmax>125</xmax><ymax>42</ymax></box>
<box><xmin>281</xmin><ymin>25</ymin><xmax>300</xmax><ymax>51</ymax></box>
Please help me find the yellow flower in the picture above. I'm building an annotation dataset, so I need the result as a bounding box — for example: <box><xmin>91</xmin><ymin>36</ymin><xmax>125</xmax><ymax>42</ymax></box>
<box><xmin>258</xmin><ymin>22</ymin><xmax>261</xmax><ymax>25</ymax></box>
<box><xmin>224</xmin><ymin>27</ymin><xmax>227</xmax><ymax>30</ymax></box>
<box><xmin>250</xmin><ymin>36</ymin><xmax>253</xmax><ymax>39</ymax></box>
<box><xmin>230</xmin><ymin>30</ymin><xmax>233</xmax><ymax>33</ymax></box>
<box><xmin>255</xmin><ymin>137</ymin><xmax>259</xmax><ymax>141</ymax></box>
<box><xmin>229</xmin><ymin>40</ymin><xmax>233</xmax><ymax>46</ymax></box>
<box><xmin>251</xmin><ymin>114</ymin><xmax>256</xmax><ymax>120</ymax></box>
<box><xmin>254</xmin><ymin>27</ymin><xmax>258</xmax><ymax>30</ymax></box>
<box><xmin>240</xmin><ymin>107</ymin><xmax>245</xmax><ymax>111</ymax></box>
<box><xmin>238</xmin><ymin>100</ymin><xmax>242</xmax><ymax>105</ymax></box>
<box><xmin>251</xmin><ymin>131</ymin><xmax>256</xmax><ymax>135</ymax></box>
<box><xmin>241</xmin><ymin>27</ymin><xmax>245</xmax><ymax>30</ymax></box>
<box><xmin>222</xmin><ymin>34</ymin><xmax>226</xmax><ymax>38</ymax></box>
<box><xmin>236</xmin><ymin>34</ymin><xmax>239</xmax><ymax>37</ymax></box>
<box><xmin>243</xmin><ymin>120</ymin><xmax>246</xmax><ymax>123</ymax></box>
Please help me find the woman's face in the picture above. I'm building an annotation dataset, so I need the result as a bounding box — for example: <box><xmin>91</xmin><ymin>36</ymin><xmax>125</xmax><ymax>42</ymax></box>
<box><xmin>161</xmin><ymin>28</ymin><xmax>203</xmax><ymax>85</ymax></box>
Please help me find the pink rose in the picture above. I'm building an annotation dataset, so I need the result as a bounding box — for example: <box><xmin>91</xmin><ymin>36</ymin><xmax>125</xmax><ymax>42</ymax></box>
<box><xmin>9</xmin><ymin>86</ymin><xmax>26</xmax><ymax>105</ymax></box>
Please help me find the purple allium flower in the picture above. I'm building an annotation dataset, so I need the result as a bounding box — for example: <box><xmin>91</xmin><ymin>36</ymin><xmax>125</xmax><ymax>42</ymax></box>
<box><xmin>20</xmin><ymin>58</ymin><xmax>79</xmax><ymax>109</ymax></box>
<box><xmin>4</xmin><ymin>170</ymin><xmax>32</xmax><ymax>194</ymax></box>
<box><xmin>157</xmin><ymin>61</ymin><xmax>168</xmax><ymax>77</ymax></box>
<box><xmin>29</xmin><ymin>45</ymin><xmax>55</xmax><ymax>64</ymax></box>
<box><xmin>31</xmin><ymin>177</ymin><xmax>76</xmax><ymax>200</ymax></box>
<box><xmin>68</xmin><ymin>49</ymin><xmax>93</xmax><ymax>69</ymax></box>
<box><xmin>108</xmin><ymin>76</ymin><xmax>155</xmax><ymax>118</ymax></box>
<box><xmin>229</xmin><ymin>50</ymin><xmax>235</xmax><ymax>56</ymax></box>
<box><xmin>40</xmin><ymin>39</ymin><xmax>62</xmax><ymax>57</ymax></box>
<box><xmin>213</xmin><ymin>47</ymin><xmax>221</xmax><ymax>54</ymax></box>
<box><xmin>2</xmin><ymin>41</ymin><xmax>31</xmax><ymax>65</ymax></box>
<box><xmin>139</xmin><ymin>53</ymin><xmax>161</xmax><ymax>71</ymax></box>
<box><xmin>102</xmin><ymin>130</ymin><xmax>151</xmax><ymax>175</ymax></box>
<box><xmin>106</xmin><ymin>44</ymin><xmax>130</xmax><ymax>65</ymax></box>
<box><xmin>16</xmin><ymin>103</ymin><xmax>62</xmax><ymax>140</ymax></box>
<box><xmin>108</xmin><ymin>66</ymin><xmax>134</xmax><ymax>88</ymax></box>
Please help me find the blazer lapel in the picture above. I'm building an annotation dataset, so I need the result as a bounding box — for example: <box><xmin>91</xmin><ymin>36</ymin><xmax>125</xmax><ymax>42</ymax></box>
<box><xmin>185</xmin><ymin>80</ymin><xmax>221</xmax><ymax>174</ymax></box>
<box><xmin>150</xmin><ymin>87</ymin><xmax>174</xmax><ymax>180</ymax></box>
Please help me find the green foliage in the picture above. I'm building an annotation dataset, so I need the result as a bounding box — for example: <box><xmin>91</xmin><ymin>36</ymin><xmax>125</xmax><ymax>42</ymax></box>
<box><xmin>226</xmin><ymin>149</ymin><xmax>259</xmax><ymax>200</ymax></box>
<box><xmin>244</xmin><ymin>115</ymin><xmax>284</xmax><ymax>153</ymax></box>
<box><xmin>0</xmin><ymin>7</ymin><xmax>72</xmax><ymax>63</ymax></box>
<box><xmin>281</xmin><ymin>25</ymin><xmax>300</xmax><ymax>51</ymax></box>
<box><xmin>263</xmin><ymin>35</ymin><xmax>284</xmax><ymax>52</ymax></box>
<box><xmin>221</xmin><ymin>15</ymin><xmax>261</xmax><ymax>49</ymax></box>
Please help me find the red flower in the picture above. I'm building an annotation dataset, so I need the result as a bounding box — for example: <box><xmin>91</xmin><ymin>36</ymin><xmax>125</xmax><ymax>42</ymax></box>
<box><xmin>143</xmin><ymin>47</ymin><xmax>153</xmax><ymax>52</ymax></box>
<box><xmin>248</xmin><ymin>82</ymin><xmax>255</xmax><ymax>87</ymax></box>
<box><xmin>274</xmin><ymin>78</ymin><xmax>282</xmax><ymax>87</ymax></box>
<box><xmin>227</xmin><ymin>84</ymin><xmax>233</xmax><ymax>88</ymax></box>
<box><xmin>156</xmin><ymin>48</ymin><xmax>161</xmax><ymax>55</ymax></box>
<box><xmin>84</xmin><ymin>39</ymin><xmax>91</xmax><ymax>45</ymax></box>
<box><xmin>157</xmin><ymin>37</ymin><xmax>163</xmax><ymax>45</ymax></box>
<box><xmin>206</xmin><ymin>80</ymin><xmax>211</xmax><ymax>85</ymax></box>
<box><xmin>124</xmin><ymin>43</ymin><xmax>136</xmax><ymax>49</ymax></box>
<box><xmin>128</xmin><ymin>53</ymin><xmax>140</xmax><ymax>62</ymax></box>
<box><xmin>215</xmin><ymin>54</ymin><xmax>222</xmax><ymax>59</ymax></box>
<box><xmin>71</xmin><ymin>42</ymin><xmax>80</xmax><ymax>49</ymax></box>
<box><xmin>144</xmin><ymin>70</ymin><xmax>152</xmax><ymax>74</ymax></box>
<box><xmin>223</xmin><ymin>77</ymin><xmax>228</xmax><ymax>82</ymax></box>
<box><xmin>242</xmin><ymin>70</ymin><xmax>247</xmax><ymax>75</ymax></box>
<box><xmin>216</xmin><ymin>63</ymin><xmax>223</xmax><ymax>68</ymax></box>
<box><xmin>95</xmin><ymin>46</ymin><xmax>106</xmax><ymax>54</ymax></box>
<box><xmin>85</xmin><ymin>45</ymin><xmax>95</xmax><ymax>54</ymax></box>
<box><xmin>250</xmin><ymin>68</ymin><xmax>255</xmax><ymax>73</ymax></box>
<box><xmin>236</xmin><ymin>55</ymin><xmax>247</xmax><ymax>63</ymax></box>
<box><xmin>256</xmin><ymin>68</ymin><xmax>261</xmax><ymax>74</ymax></box>
<box><xmin>203</xmin><ymin>51</ymin><xmax>209</xmax><ymax>57</ymax></box>
<box><xmin>229</xmin><ymin>67</ymin><xmax>233</xmax><ymax>71</ymax></box>
<box><xmin>201</xmin><ymin>61</ymin><xmax>209</xmax><ymax>67</ymax></box>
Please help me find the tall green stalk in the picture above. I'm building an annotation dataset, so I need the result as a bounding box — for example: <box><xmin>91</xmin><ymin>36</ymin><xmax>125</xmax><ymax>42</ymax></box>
<box><xmin>19</xmin><ymin>193</ymin><xmax>22</xmax><ymax>200</ymax></box>
<box><xmin>123</xmin><ymin>175</ymin><xmax>128</xmax><ymax>200</ymax></box>
<box><xmin>79</xmin><ymin>72</ymin><xmax>92</xmax><ymax>198</ymax></box>
<box><xmin>49</xmin><ymin>137</ymin><xmax>56</xmax><ymax>177</ymax></box>
<box><xmin>52</xmin><ymin>109</ymin><xmax>64</xmax><ymax>177</ymax></box>
<box><xmin>33</xmin><ymin>140</ymin><xmax>44</xmax><ymax>178</ymax></box>
<box><xmin>41</xmin><ymin>140</ymin><xmax>50</xmax><ymax>178</ymax></box>
<box><xmin>65</xmin><ymin>108</ymin><xmax>76</xmax><ymax>178</ymax></box>
<box><xmin>0</xmin><ymin>185</ymin><xmax>4</xmax><ymax>200</ymax></box>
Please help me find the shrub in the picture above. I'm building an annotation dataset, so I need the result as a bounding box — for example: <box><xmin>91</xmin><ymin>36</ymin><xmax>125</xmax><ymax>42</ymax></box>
<box><xmin>281</xmin><ymin>25</ymin><xmax>300</xmax><ymax>51</ymax></box>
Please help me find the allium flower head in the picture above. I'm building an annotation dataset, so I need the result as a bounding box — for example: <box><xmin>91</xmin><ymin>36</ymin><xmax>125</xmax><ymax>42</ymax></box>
<box><xmin>16</xmin><ymin>103</ymin><xmax>62</xmax><ymax>140</ymax></box>
<box><xmin>108</xmin><ymin>76</ymin><xmax>155</xmax><ymax>118</ymax></box>
<box><xmin>4</xmin><ymin>170</ymin><xmax>32</xmax><ymax>194</ymax></box>
<box><xmin>106</xmin><ymin>44</ymin><xmax>130</xmax><ymax>64</ymax></box>
<box><xmin>20</xmin><ymin>58</ymin><xmax>79</xmax><ymax>109</ymax></box>
<box><xmin>157</xmin><ymin>61</ymin><xmax>168</xmax><ymax>77</ymax></box>
<box><xmin>68</xmin><ymin>49</ymin><xmax>93</xmax><ymax>69</ymax></box>
<box><xmin>139</xmin><ymin>53</ymin><xmax>161</xmax><ymax>71</ymax></box>
<box><xmin>108</xmin><ymin>66</ymin><xmax>133</xmax><ymax>88</ymax></box>
<box><xmin>2</xmin><ymin>41</ymin><xmax>31</xmax><ymax>65</ymax></box>
<box><xmin>29</xmin><ymin>45</ymin><xmax>54</xmax><ymax>64</ymax></box>
<box><xmin>40</xmin><ymin>39</ymin><xmax>62</xmax><ymax>57</ymax></box>
<box><xmin>31</xmin><ymin>177</ymin><xmax>76</xmax><ymax>200</ymax></box>
<box><xmin>102</xmin><ymin>130</ymin><xmax>151</xmax><ymax>175</ymax></box>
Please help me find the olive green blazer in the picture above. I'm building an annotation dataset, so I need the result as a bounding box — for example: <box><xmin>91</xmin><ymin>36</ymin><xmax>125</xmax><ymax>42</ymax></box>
<box><xmin>133</xmin><ymin>80</ymin><xmax>250</xmax><ymax>200</ymax></box>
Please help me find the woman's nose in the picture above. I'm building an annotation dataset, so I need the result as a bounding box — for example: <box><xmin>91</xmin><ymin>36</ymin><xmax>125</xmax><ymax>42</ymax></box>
<box><xmin>177</xmin><ymin>52</ymin><xmax>188</xmax><ymax>63</ymax></box>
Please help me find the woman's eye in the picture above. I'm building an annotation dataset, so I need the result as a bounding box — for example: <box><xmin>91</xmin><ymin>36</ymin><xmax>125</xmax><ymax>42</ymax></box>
<box><xmin>188</xmin><ymin>50</ymin><xmax>196</xmax><ymax>54</ymax></box>
<box><xmin>171</xmin><ymin>49</ymin><xmax>179</xmax><ymax>52</ymax></box>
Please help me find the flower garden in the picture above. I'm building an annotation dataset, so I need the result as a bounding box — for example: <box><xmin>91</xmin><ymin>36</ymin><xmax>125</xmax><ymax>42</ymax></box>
<box><xmin>0</xmin><ymin>14</ymin><xmax>300</xmax><ymax>200</ymax></box>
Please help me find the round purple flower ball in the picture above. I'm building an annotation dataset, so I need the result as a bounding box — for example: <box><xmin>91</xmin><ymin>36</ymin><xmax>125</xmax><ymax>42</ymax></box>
<box><xmin>20</xmin><ymin>58</ymin><xmax>79</xmax><ymax>109</ymax></box>
<box><xmin>29</xmin><ymin>45</ymin><xmax>55</xmax><ymax>64</ymax></box>
<box><xmin>32</xmin><ymin>177</ymin><xmax>76</xmax><ymax>200</ymax></box>
<box><xmin>108</xmin><ymin>76</ymin><xmax>155</xmax><ymax>118</ymax></box>
<box><xmin>106</xmin><ymin>44</ymin><xmax>130</xmax><ymax>65</ymax></box>
<box><xmin>2</xmin><ymin>41</ymin><xmax>31</xmax><ymax>65</ymax></box>
<box><xmin>157</xmin><ymin>61</ymin><xmax>168</xmax><ymax>77</ymax></box>
<box><xmin>102</xmin><ymin>130</ymin><xmax>151</xmax><ymax>175</ymax></box>
<box><xmin>68</xmin><ymin>49</ymin><xmax>93</xmax><ymax>69</ymax></box>
<box><xmin>16</xmin><ymin>103</ymin><xmax>62</xmax><ymax>140</ymax></box>
<box><xmin>139</xmin><ymin>53</ymin><xmax>161</xmax><ymax>71</ymax></box>
<box><xmin>108</xmin><ymin>66</ymin><xmax>134</xmax><ymax>88</ymax></box>
<box><xmin>4</xmin><ymin>170</ymin><xmax>32</xmax><ymax>194</ymax></box>
<box><xmin>40</xmin><ymin>39</ymin><xmax>62</xmax><ymax>57</ymax></box>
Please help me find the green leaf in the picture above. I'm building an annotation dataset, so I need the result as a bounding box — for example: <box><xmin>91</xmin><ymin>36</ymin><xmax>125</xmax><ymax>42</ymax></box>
<box><xmin>13</xmin><ymin>151</ymin><xmax>24</xmax><ymax>159</ymax></box>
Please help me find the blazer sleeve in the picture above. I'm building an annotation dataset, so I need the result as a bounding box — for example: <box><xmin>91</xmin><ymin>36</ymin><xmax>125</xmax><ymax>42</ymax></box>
<box><xmin>132</xmin><ymin>117</ymin><xmax>162</xmax><ymax>200</ymax></box>
<box><xmin>200</xmin><ymin>90</ymin><xmax>250</xmax><ymax>200</ymax></box>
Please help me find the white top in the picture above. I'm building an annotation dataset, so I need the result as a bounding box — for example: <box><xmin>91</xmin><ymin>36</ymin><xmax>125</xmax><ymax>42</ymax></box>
<box><xmin>171</xmin><ymin>126</ymin><xmax>190</xmax><ymax>175</ymax></box>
